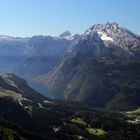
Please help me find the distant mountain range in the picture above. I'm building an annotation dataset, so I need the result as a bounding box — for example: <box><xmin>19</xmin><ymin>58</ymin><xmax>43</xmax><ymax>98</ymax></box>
<box><xmin>0</xmin><ymin>33</ymin><xmax>79</xmax><ymax>76</ymax></box>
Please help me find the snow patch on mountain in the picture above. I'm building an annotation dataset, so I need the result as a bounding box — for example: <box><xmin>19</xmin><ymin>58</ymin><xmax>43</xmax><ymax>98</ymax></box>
<box><xmin>97</xmin><ymin>31</ymin><xmax>113</xmax><ymax>41</ymax></box>
<box><xmin>63</xmin><ymin>35</ymin><xmax>75</xmax><ymax>40</ymax></box>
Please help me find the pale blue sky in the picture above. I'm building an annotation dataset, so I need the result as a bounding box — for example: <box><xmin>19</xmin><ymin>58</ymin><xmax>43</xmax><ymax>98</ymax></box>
<box><xmin>0</xmin><ymin>0</ymin><xmax>140</xmax><ymax>37</ymax></box>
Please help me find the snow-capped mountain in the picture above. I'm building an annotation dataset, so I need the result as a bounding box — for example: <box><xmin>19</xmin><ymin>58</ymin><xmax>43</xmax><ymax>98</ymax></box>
<box><xmin>45</xmin><ymin>22</ymin><xmax>140</xmax><ymax>109</ymax></box>
<box><xmin>83</xmin><ymin>22</ymin><xmax>140</xmax><ymax>53</ymax></box>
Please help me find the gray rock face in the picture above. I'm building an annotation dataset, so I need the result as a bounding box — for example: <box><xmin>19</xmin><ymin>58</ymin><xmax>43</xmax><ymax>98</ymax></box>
<box><xmin>45</xmin><ymin>23</ymin><xmax>140</xmax><ymax>109</ymax></box>
<box><xmin>83</xmin><ymin>22</ymin><xmax>140</xmax><ymax>53</ymax></box>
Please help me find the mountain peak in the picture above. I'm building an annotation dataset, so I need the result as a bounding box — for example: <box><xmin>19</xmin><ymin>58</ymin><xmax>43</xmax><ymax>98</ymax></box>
<box><xmin>90</xmin><ymin>22</ymin><xmax>122</xmax><ymax>30</ymax></box>
<box><xmin>85</xmin><ymin>22</ymin><xmax>123</xmax><ymax>36</ymax></box>
<box><xmin>59</xmin><ymin>31</ymin><xmax>72</xmax><ymax>38</ymax></box>
<box><xmin>83</xmin><ymin>22</ymin><xmax>140</xmax><ymax>52</ymax></box>
<box><xmin>59</xmin><ymin>31</ymin><xmax>78</xmax><ymax>41</ymax></box>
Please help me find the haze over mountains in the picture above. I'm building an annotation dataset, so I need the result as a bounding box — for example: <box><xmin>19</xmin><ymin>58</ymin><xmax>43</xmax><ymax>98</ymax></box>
<box><xmin>0</xmin><ymin>34</ymin><xmax>74</xmax><ymax>76</ymax></box>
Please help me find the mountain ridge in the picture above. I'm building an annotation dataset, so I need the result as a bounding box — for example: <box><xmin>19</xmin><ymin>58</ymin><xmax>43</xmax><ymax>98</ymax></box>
<box><xmin>43</xmin><ymin>22</ymin><xmax>140</xmax><ymax>110</ymax></box>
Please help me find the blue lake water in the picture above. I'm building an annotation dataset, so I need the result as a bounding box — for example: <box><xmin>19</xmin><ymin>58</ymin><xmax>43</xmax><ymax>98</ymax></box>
<box><xmin>28</xmin><ymin>80</ymin><xmax>63</xmax><ymax>99</ymax></box>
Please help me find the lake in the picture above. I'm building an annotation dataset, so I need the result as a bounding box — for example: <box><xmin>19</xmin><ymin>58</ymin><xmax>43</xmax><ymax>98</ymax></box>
<box><xmin>28</xmin><ymin>80</ymin><xmax>63</xmax><ymax>99</ymax></box>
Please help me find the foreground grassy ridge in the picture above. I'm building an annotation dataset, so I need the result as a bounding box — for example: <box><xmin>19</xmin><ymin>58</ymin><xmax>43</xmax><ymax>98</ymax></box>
<box><xmin>126</xmin><ymin>108</ymin><xmax>140</xmax><ymax>124</ymax></box>
<box><xmin>71</xmin><ymin>117</ymin><xmax>107</xmax><ymax>137</ymax></box>
<box><xmin>71</xmin><ymin>117</ymin><xmax>87</xmax><ymax>126</ymax></box>
<box><xmin>86</xmin><ymin>128</ymin><xmax>107</xmax><ymax>136</ymax></box>
<box><xmin>0</xmin><ymin>90</ymin><xmax>22</xmax><ymax>101</ymax></box>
